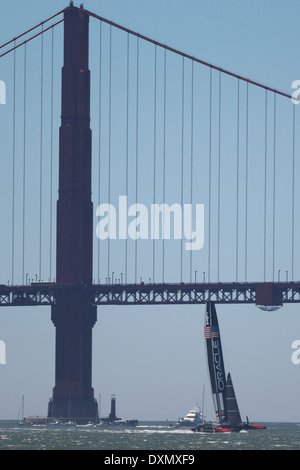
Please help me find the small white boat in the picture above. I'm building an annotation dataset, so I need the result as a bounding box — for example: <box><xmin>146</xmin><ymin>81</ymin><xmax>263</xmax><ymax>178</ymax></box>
<box><xmin>172</xmin><ymin>406</ymin><xmax>203</xmax><ymax>428</ymax></box>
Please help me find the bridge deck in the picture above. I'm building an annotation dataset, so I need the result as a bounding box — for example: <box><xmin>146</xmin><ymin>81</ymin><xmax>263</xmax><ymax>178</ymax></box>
<box><xmin>0</xmin><ymin>281</ymin><xmax>299</xmax><ymax>307</ymax></box>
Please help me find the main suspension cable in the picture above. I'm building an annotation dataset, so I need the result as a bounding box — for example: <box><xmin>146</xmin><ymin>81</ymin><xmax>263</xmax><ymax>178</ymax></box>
<box><xmin>83</xmin><ymin>7</ymin><xmax>298</xmax><ymax>102</ymax></box>
<box><xmin>0</xmin><ymin>9</ymin><xmax>65</xmax><ymax>50</ymax></box>
<box><xmin>0</xmin><ymin>19</ymin><xmax>64</xmax><ymax>59</ymax></box>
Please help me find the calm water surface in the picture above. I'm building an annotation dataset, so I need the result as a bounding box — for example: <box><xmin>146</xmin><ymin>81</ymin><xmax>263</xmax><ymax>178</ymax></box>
<box><xmin>0</xmin><ymin>421</ymin><xmax>298</xmax><ymax>451</ymax></box>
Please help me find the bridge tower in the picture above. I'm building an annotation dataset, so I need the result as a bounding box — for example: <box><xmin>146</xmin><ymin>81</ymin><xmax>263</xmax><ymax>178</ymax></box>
<box><xmin>47</xmin><ymin>3</ymin><xmax>98</xmax><ymax>424</ymax></box>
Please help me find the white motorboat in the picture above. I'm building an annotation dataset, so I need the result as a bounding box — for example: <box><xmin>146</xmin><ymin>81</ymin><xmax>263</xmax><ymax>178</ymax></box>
<box><xmin>173</xmin><ymin>406</ymin><xmax>203</xmax><ymax>427</ymax></box>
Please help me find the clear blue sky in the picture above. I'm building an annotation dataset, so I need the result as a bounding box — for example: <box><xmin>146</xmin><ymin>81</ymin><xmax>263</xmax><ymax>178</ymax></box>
<box><xmin>0</xmin><ymin>0</ymin><xmax>300</xmax><ymax>423</ymax></box>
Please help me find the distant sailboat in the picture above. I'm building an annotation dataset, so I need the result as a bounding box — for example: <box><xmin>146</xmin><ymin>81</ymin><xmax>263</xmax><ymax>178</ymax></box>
<box><xmin>192</xmin><ymin>302</ymin><xmax>266</xmax><ymax>433</ymax></box>
<box><xmin>17</xmin><ymin>395</ymin><xmax>25</xmax><ymax>425</ymax></box>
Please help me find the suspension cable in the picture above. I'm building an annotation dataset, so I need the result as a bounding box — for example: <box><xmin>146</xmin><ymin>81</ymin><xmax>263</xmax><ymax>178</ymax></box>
<box><xmin>125</xmin><ymin>32</ymin><xmax>129</xmax><ymax>284</ymax></box>
<box><xmin>190</xmin><ymin>61</ymin><xmax>194</xmax><ymax>283</ymax></box>
<box><xmin>162</xmin><ymin>48</ymin><xmax>167</xmax><ymax>283</ymax></box>
<box><xmin>49</xmin><ymin>27</ymin><xmax>54</xmax><ymax>281</ymax></box>
<box><xmin>2</xmin><ymin>6</ymin><xmax>298</xmax><ymax>103</ymax></box>
<box><xmin>83</xmin><ymin>7</ymin><xmax>298</xmax><ymax>102</ymax></box>
<box><xmin>180</xmin><ymin>56</ymin><xmax>184</xmax><ymax>283</ymax></box>
<box><xmin>245</xmin><ymin>82</ymin><xmax>249</xmax><ymax>282</ymax></box>
<box><xmin>0</xmin><ymin>9</ymin><xmax>65</xmax><ymax>50</ymax></box>
<box><xmin>39</xmin><ymin>24</ymin><xmax>44</xmax><ymax>281</ymax></box>
<box><xmin>107</xmin><ymin>25</ymin><xmax>112</xmax><ymax>281</ymax></box>
<box><xmin>217</xmin><ymin>72</ymin><xmax>222</xmax><ymax>282</ymax></box>
<box><xmin>22</xmin><ymin>43</ymin><xmax>27</xmax><ymax>285</ymax></box>
<box><xmin>152</xmin><ymin>45</ymin><xmax>157</xmax><ymax>284</ymax></box>
<box><xmin>3</xmin><ymin>6</ymin><xmax>294</xmax><ymax>101</ymax></box>
<box><xmin>235</xmin><ymin>79</ymin><xmax>240</xmax><ymax>282</ymax></box>
<box><xmin>135</xmin><ymin>37</ymin><xmax>139</xmax><ymax>284</ymax></box>
<box><xmin>292</xmin><ymin>104</ymin><xmax>295</xmax><ymax>281</ymax></box>
<box><xmin>0</xmin><ymin>19</ymin><xmax>64</xmax><ymax>59</ymax></box>
<box><xmin>11</xmin><ymin>42</ymin><xmax>16</xmax><ymax>285</ymax></box>
<box><xmin>263</xmin><ymin>90</ymin><xmax>268</xmax><ymax>282</ymax></box>
<box><xmin>272</xmin><ymin>94</ymin><xmax>277</xmax><ymax>282</ymax></box>
<box><xmin>98</xmin><ymin>21</ymin><xmax>102</xmax><ymax>284</ymax></box>
<box><xmin>208</xmin><ymin>68</ymin><xmax>212</xmax><ymax>283</ymax></box>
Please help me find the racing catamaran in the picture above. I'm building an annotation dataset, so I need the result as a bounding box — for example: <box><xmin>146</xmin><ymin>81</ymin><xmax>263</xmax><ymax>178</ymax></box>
<box><xmin>192</xmin><ymin>302</ymin><xmax>266</xmax><ymax>433</ymax></box>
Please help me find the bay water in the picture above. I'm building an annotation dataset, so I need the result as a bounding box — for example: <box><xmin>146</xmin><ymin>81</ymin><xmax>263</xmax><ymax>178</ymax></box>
<box><xmin>0</xmin><ymin>420</ymin><xmax>298</xmax><ymax>451</ymax></box>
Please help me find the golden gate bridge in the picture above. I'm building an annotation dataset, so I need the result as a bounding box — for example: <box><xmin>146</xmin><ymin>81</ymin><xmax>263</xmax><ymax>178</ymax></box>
<box><xmin>0</xmin><ymin>2</ymin><xmax>299</xmax><ymax>422</ymax></box>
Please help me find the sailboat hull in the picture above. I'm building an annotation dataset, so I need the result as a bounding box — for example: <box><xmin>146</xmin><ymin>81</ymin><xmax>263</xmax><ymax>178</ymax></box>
<box><xmin>192</xmin><ymin>422</ymin><xmax>266</xmax><ymax>433</ymax></box>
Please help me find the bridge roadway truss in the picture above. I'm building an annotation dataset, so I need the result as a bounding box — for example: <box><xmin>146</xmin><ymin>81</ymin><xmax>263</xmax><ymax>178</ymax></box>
<box><xmin>0</xmin><ymin>281</ymin><xmax>299</xmax><ymax>308</ymax></box>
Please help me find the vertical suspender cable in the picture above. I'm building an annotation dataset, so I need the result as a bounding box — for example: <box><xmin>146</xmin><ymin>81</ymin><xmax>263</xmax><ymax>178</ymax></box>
<box><xmin>125</xmin><ymin>32</ymin><xmax>129</xmax><ymax>284</ymax></box>
<box><xmin>108</xmin><ymin>25</ymin><xmax>112</xmax><ymax>281</ymax></box>
<box><xmin>208</xmin><ymin>68</ymin><xmax>212</xmax><ymax>282</ymax></box>
<box><xmin>162</xmin><ymin>49</ymin><xmax>167</xmax><ymax>283</ymax></box>
<box><xmin>217</xmin><ymin>71</ymin><xmax>221</xmax><ymax>282</ymax></box>
<box><xmin>190</xmin><ymin>61</ymin><xmax>194</xmax><ymax>283</ymax></box>
<box><xmin>12</xmin><ymin>43</ymin><xmax>16</xmax><ymax>284</ymax></box>
<box><xmin>292</xmin><ymin>104</ymin><xmax>295</xmax><ymax>281</ymax></box>
<box><xmin>22</xmin><ymin>43</ymin><xmax>27</xmax><ymax>285</ymax></box>
<box><xmin>39</xmin><ymin>25</ymin><xmax>44</xmax><ymax>281</ymax></box>
<box><xmin>180</xmin><ymin>57</ymin><xmax>184</xmax><ymax>283</ymax></box>
<box><xmin>98</xmin><ymin>21</ymin><xmax>102</xmax><ymax>283</ymax></box>
<box><xmin>263</xmin><ymin>90</ymin><xmax>268</xmax><ymax>281</ymax></box>
<box><xmin>125</xmin><ymin>33</ymin><xmax>130</xmax><ymax>283</ymax></box>
<box><xmin>135</xmin><ymin>37</ymin><xmax>139</xmax><ymax>283</ymax></box>
<box><xmin>235</xmin><ymin>79</ymin><xmax>240</xmax><ymax>282</ymax></box>
<box><xmin>244</xmin><ymin>82</ymin><xmax>249</xmax><ymax>282</ymax></box>
<box><xmin>49</xmin><ymin>27</ymin><xmax>54</xmax><ymax>281</ymax></box>
<box><xmin>152</xmin><ymin>45</ymin><xmax>157</xmax><ymax>283</ymax></box>
<box><xmin>272</xmin><ymin>94</ymin><xmax>277</xmax><ymax>281</ymax></box>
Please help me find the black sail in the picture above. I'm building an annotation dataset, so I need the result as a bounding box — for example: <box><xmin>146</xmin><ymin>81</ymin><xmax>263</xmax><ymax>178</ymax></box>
<box><xmin>225</xmin><ymin>372</ymin><xmax>242</xmax><ymax>425</ymax></box>
<box><xmin>205</xmin><ymin>302</ymin><xmax>227</xmax><ymax>424</ymax></box>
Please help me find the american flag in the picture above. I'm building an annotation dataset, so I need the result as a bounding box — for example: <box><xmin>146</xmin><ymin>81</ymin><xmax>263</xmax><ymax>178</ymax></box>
<box><xmin>205</xmin><ymin>325</ymin><xmax>219</xmax><ymax>339</ymax></box>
